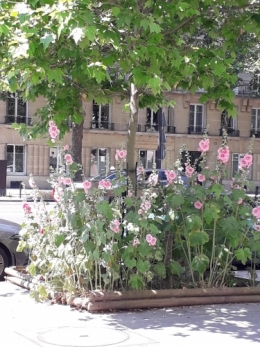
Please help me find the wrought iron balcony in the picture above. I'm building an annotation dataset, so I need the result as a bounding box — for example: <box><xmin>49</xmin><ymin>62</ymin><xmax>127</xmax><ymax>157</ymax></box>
<box><xmin>219</xmin><ymin>128</ymin><xmax>240</xmax><ymax>137</ymax></box>
<box><xmin>250</xmin><ymin>130</ymin><xmax>260</xmax><ymax>138</ymax></box>
<box><xmin>144</xmin><ymin>123</ymin><xmax>158</xmax><ymax>132</ymax></box>
<box><xmin>5</xmin><ymin>115</ymin><xmax>32</xmax><ymax>125</ymax></box>
<box><xmin>166</xmin><ymin>126</ymin><xmax>175</xmax><ymax>134</ymax></box>
<box><xmin>187</xmin><ymin>125</ymin><xmax>205</xmax><ymax>134</ymax></box>
<box><xmin>90</xmin><ymin>121</ymin><xmax>114</xmax><ymax>130</ymax></box>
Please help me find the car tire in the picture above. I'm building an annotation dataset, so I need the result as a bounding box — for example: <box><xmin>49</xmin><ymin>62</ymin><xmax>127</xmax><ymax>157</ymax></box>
<box><xmin>0</xmin><ymin>248</ymin><xmax>9</xmax><ymax>281</ymax></box>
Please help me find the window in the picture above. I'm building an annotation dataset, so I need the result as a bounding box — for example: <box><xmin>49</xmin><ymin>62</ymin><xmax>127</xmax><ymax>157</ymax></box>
<box><xmin>6</xmin><ymin>92</ymin><xmax>28</xmax><ymax>124</ymax></box>
<box><xmin>49</xmin><ymin>148</ymin><xmax>67</xmax><ymax>174</ymax></box>
<box><xmin>146</xmin><ymin>108</ymin><xmax>158</xmax><ymax>131</ymax></box>
<box><xmin>139</xmin><ymin>150</ymin><xmax>155</xmax><ymax>169</ymax></box>
<box><xmin>232</xmin><ymin>154</ymin><xmax>252</xmax><ymax>180</ymax></box>
<box><xmin>251</xmin><ymin>109</ymin><xmax>260</xmax><ymax>131</ymax></box>
<box><xmin>6</xmin><ymin>145</ymin><xmax>25</xmax><ymax>174</ymax></box>
<box><xmin>91</xmin><ymin>101</ymin><xmax>110</xmax><ymax>129</ymax></box>
<box><xmin>189</xmin><ymin>104</ymin><xmax>204</xmax><ymax>133</ymax></box>
<box><xmin>90</xmin><ymin>148</ymin><xmax>108</xmax><ymax>176</ymax></box>
<box><xmin>221</xmin><ymin>110</ymin><xmax>237</xmax><ymax>130</ymax></box>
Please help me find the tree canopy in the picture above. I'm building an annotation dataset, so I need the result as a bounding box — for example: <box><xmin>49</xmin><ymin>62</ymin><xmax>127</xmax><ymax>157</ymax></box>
<box><xmin>0</xmin><ymin>0</ymin><xmax>260</xmax><ymax>181</ymax></box>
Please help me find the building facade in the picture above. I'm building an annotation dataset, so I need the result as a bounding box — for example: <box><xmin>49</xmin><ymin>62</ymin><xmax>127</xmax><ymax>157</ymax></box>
<box><xmin>1</xmin><ymin>75</ymin><xmax>260</xmax><ymax>190</ymax></box>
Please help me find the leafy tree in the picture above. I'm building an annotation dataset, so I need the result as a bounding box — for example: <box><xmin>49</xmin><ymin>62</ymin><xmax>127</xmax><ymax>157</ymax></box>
<box><xmin>0</xmin><ymin>0</ymin><xmax>260</xmax><ymax>184</ymax></box>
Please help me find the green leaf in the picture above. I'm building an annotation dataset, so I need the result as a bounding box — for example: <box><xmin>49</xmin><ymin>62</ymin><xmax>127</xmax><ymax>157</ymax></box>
<box><xmin>137</xmin><ymin>242</ymin><xmax>151</xmax><ymax>257</ymax></box>
<box><xmin>154</xmin><ymin>262</ymin><xmax>166</xmax><ymax>278</ymax></box>
<box><xmin>112</xmin><ymin>7</ymin><xmax>120</xmax><ymax>16</ymax></box>
<box><xmin>188</xmin><ymin>230</ymin><xmax>209</xmax><ymax>246</ymax></box>
<box><xmin>211</xmin><ymin>183</ymin><xmax>223</xmax><ymax>199</ymax></box>
<box><xmin>191</xmin><ymin>254</ymin><xmax>209</xmax><ymax>274</ymax></box>
<box><xmin>96</xmin><ymin>200</ymin><xmax>113</xmax><ymax>219</ymax></box>
<box><xmin>37</xmin><ymin>284</ymin><xmax>48</xmax><ymax>300</ymax></box>
<box><xmin>46</xmin><ymin>68</ymin><xmax>64</xmax><ymax>84</ymax></box>
<box><xmin>165</xmin><ymin>194</ymin><xmax>184</xmax><ymax>208</ymax></box>
<box><xmin>147</xmin><ymin>77</ymin><xmax>161</xmax><ymax>94</ymax></box>
<box><xmin>149</xmin><ymin>22</ymin><xmax>161</xmax><ymax>33</ymax></box>
<box><xmin>234</xmin><ymin>248</ymin><xmax>252</xmax><ymax>265</ymax></box>
<box><xmin>169</xmin><ymin>260</ymin><xmax>184</xmax><ymax>276</ymax></box>
<box><xmin>85</xmin><ymin>26</ymin><xmax>96</xmax><ymax>41</ymax></box>
<box><xmin>129</xmin><ymin>274</ymin><xmax>144</xmax><ymax>290</ymax></box>
<box><xmin>219</xmin><ymin>216</ymin><xmax>240</xmax><ymax>237</ymax></box>
<box><xmin>28</xmin><ymin>263</ymin><xmax>37</xmax><ymax>276</ymax></box>
<box><xmin>137</xmin><ymin>259</ymin><xmax>150</xmax><ymax>273</ymax></box>
<box><xmin>55</xmin><ymin>234</ymin><xmax>65</xmax><ymax>247</ymax></box>
<box><xmin>124</xmin><ymin>257</ymin><xmax>136</xmax><ymax>269</ymax></box>
<box><xmin>40</xmin><ymin>32</ymin><xmax>56</xmax><ymax>49</ymax></box>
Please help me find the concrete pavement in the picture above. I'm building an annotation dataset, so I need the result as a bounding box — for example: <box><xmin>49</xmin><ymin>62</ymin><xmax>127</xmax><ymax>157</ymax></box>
<box><xmin>2</xmin><ymin>281</ymin><xmax>260</xmax><ymax>347</ymax></box>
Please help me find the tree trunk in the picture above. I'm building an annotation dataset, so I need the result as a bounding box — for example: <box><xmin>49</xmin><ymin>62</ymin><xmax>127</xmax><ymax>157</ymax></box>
<box><xmin>71</xmin><ymin>119</ymin><xmax>84</xmax><ymax>182</ymax></box>
<box><xmin>127</xmin><ymin>83</ymin><xmax>139</xmax><ymax>193</ymax></box>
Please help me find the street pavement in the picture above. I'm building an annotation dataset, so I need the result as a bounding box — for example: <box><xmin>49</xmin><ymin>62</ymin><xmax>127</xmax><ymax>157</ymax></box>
<box><xmin>1</xmin><ymin>280</ymin><xmax>260</xmax><ymax>347</ymax></box>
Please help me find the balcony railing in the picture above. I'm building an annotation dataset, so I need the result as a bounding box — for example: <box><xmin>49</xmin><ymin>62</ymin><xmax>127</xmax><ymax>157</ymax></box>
<box><xmin>144</xmin><ymin>123</ymin><xmax>158</xmax><ymax>132</ymax></box>
<box><xmin>234</xmin><ymin>83</ymin><xmax>260</xmax><ymax>97</ymax></box>
<box><xmin>219</xmin><ymin>128</ymin><xmax>240</xmax><ymax>137</ymax></box>
<box><xmin>5</xmin><ymin>115</ymin><xmax>32</xmax><ymax>125</ymax></box>
<box><xmin>250</xmin><ymin>130</ymin><xmax>260</xmax><ymax>138</ymax></box>
<box><xmin>166</xmin><ymin>126</ymin><xmax>175</xmax><ymax>134</ymax></box>
<box><xmin>90</xmin><ymin>121</ymin><xmax>114</xmax><ymax>130</ymax></box>
<box><xmin>187</xmin><ymin>125</ymin><xmax>205</xmax><ymax>134</ymax></box>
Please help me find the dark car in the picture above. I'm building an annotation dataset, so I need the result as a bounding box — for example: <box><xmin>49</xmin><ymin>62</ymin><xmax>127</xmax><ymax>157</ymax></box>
<box><xmin>0</xmin><ymin>219</ymin><xmax>28</xmax><ymax>281</ymax></box>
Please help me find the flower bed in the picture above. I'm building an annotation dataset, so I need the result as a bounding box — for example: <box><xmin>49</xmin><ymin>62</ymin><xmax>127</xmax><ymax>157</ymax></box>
<box><xmin>16</xmin><ymin>127</ymin><xmax>260</xmax><ymax>307</ymax></box>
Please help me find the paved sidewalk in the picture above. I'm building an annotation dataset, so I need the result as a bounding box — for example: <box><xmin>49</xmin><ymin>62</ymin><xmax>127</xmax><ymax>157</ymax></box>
<box><xmin>1</xmin><ymin>281</ymin><xmax>260</xmax><ymax>347</ymax></box>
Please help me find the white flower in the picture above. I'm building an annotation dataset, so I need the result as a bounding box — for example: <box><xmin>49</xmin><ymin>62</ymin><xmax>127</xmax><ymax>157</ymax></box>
<box><xmin>169</xmin><ymin>209</ymin><xmax>175</xmax><ymax>220</ymax></box>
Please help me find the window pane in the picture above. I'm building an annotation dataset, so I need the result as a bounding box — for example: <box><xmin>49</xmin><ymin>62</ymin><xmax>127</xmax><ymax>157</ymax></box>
<box><xmin>147</xmin><ymin>150</ymin><xmax>154</xmax><ymax>169</ymax></box>
<box><xmin>15</xmin><ymin>146</ymin><xmax>24</xmax><ymax>172</ymax></box>
<box><xmin>90</xmin><ymin>148</ymin><xmax>98</xmax><ymax>176</ymax></box>
<box><xmin>92</xmin><ymin>101</ymin><xmax>100</xmax><ymax>126</ymax></box>
<box><xmin>7</xmin><ymin>94</ymin><xmax>15</xmax><ymax>116</ymax></box>
<box><xmin>189</xmin><ymin>105</ymin><xmax>195</xmax><ymax>125</ymax></box>
<box><xmin>257</xmin><ymin>110</ymin><xmax>260</xmax><ymax>129</ymax></box>
<box><xmin>49</xmin><ymin>148</ymin><xmax>58</xmax><ymax>171</ymax></box>
<box><xmin>7</xmin><ymin>145</ymin><xmax>14</xmax><ymax>172</ymax></box>
<box><xmin>139</xmin><ymin>150</ymin><xmax>147</xmax><ymax>168</ymax></box>
<box><xmin>146</xmin><ymin>108</ymin><xmax>152</xmax><ymax>124</ymax></box>
<box><xmin>195</xmin><ymin>105</ymin><xmax>203</xmax><ymax>126</ymax></box>
<box><xmin>17</xmin><ymin>98</ymin><xmax>26</xmax><ymax>117</ymax></box>
<box><xmin>98</xmin><ymin>149</ymin><xmax>107</xmax><ymax>174</ymax></box>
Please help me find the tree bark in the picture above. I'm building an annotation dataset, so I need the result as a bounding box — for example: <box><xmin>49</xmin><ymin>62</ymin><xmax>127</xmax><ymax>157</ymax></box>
<box><xmin>71</xmin><ymin>120</ymin><xmax>84</xmax><ymax>182</ymax></box>
<box><xmin>127</xmin><ymin>83</ymin><xmax>139</xmax><ymax>193</ymax></box>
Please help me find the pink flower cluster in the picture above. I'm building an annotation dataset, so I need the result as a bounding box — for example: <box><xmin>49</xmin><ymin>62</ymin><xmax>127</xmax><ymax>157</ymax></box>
<box><xmin>63</xmin><ymin>177</ymin><xmax>71</xmax><ymax>185</ymax></box>
<box><xmin>217</xmin><ymin>146</ymin><xmax>230</xmax><ymax>164</ymax></box>
<box><xmin>83</xmin><ymin>180</ymin><xmax>91</xmax><ymax>194</ymax></box>
<box><xmin>198</xmin><ymin>139</ymin><xmax>210</xmax><ymax>153</ymax></box>
<box><xmin>110</xmin><ymin>219</ymin><xmax>120</xmax><ymax>233</ymax></box>
<box><xmin>137</xmin><ymin>166</ymin><xmax>144</xmax><ymax>174</ymax></box>
<box><xmin>99</xmin><ymin>179</ymin><xmax>112</xmax><ymax>189</ymax></box>
<box><xmin>133</xmin><ymin>238</ymin><xmax>140</xmax><ymax>246</ymax></box>
<box><xmin>64</xmin><ymin>145</ymin><xmax>69</xmax><ymax>151</ymax></box>
<box><xmin>185</xmin><ymin>165</ymin><xmax>194</xmax><ymax>178</ymax></box>
<box><xmin>197</xmin><ymin>173</ymin><xmax>206</xmax><ymax>182</ymax></box>
<box><xmin>252</xmin><ymin>206</ymin><xmax>260</xmax><ymax>219</ymax></box>
<box><xmin>22</xmin><ymin>203</ymin><xmax>32</xmax><ymax>214</ymax></box>
<box><xmin>150</xmin><ymin>174</ymin><xmax>158</xmax><ymax>186</ymax></box>
<box><xmin>49</xmin><ymin>120</ymin><xmax>60</xmax><ymax>143</ymax></box>
<box><xmin>239</xmin><ymin>154</ymin><xmax>253</xmax><ymax>169</ymax></box>
<box><xmin>194</xmin><ymin>201</ymin><xmax>203</xmax><ymax>210</ymax></box>
<box><xmin>254</xmin><ymin>223</ymin><xmax>260</xmax><ymax>232</ymax></box>
<box><xmin>146</xmin><ymin>234</ymin><xmax>157</xmax><ymax>247</ymax></box>
<box><xmin>165</xmin><ymin>170</ymin><xmax>177</xmax><ymax>184</ymax></box>
<box><xmin>115</xmin><ymin>149</ymin><xmax>127</xmax><ymax>161</ymax></box>
<box><xmin>64</xmin><ymin>154</ymin><xmax>73</xmax><ymax>165</ymax></box>
<box><xmin>139</xmin><ymin>200</ymin><xmax>151</xmax><ymax>214</ymax></box>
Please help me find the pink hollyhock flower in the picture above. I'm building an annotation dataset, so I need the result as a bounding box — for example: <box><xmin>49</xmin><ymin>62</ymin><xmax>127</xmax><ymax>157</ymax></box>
<box><xmin>128</xmin><ymin>191</ymin><xmax>133</xmax><ymax>197</ymax></box>
<box><xmin>144</xmin><ymin>201</ymin><xmax>151</xmax><ymax>210</ymax></box>
<box><xmin>254</xmin><ymin>223</ymin><xmax>260</xmax><ymax>232</ymax></box>
<box><xmin>99</xmin><ymin>180</ymin><xmax>105</xmax><ymax>188</ymax></box>
<box><xmin>64</xmin><ymin>177</ymin><xmax>71</xmax><ymax>185</ymax></box>
<box><xmin>167</xmin><ymin>171</ymin><xmax>177</xmax><ymax>181</ymax></box>
<box><xmin>57</xmin><ymin>177</ymin><xmax>64</xmax><ymax>186</ymax></box>
<box><xmin>146</xmin><ymin>234</ymin><xmax>153</xmax><ymax>243</ymax></box>
<box><xmin>252</xmin><ymin>206</ymin><xmax>260</xmax><ymax>218</ymax></box>
<box><xmin>238</xmin><ymin>198</ymin><xmax>243</xmax><ymax>204</ymax></box>
<box><xmin>115</xmin><ymin>149</ymin><xmax>127</xmax><ymax>160</ymax></box>
<box><xmin>112</xmin><ymin>225</ymin><xmax>120</xmax><ymax>233</ymax></box>
<box><xmin>151</xmin><ymin>174</ymin><xmax>158</xmax><ymax>186</ymax></box>
<box><xmin>194</xmin><ymin>201</ymin><xmax>203</xmax><ymax>210</ymax></box>
<box><xmin>64</xmin><ymin>154</ymin><xmax>73</xmax><ymax>165</ymax></box>
<box><xmin>104</xmin><ymin>180</ymin><xmax>112</xmax><ymax>189</ymax></box>
<box><xmin>39</xmin><ymin>228</ymin><xmax>44</xmax><ymax>234</ymax></box>
<box><xmin>22</xmin><ymin>203</ymin><xmax>32</xmax><ymax>214</ymax></box>
<box><xmin>115</xmin><ymin>153</ymin><xmax>119</xmax><ymax>161</ymax></box>
<box><xmin>197</xmin><ymin>174</ymin><xmax>206</xmax><ymax>182</ymax></box>
<box><xmin>83</xmin><ymin>180</ymin><xmax>91</xmax><ymax>193</ymax></box>
<box><xmin>185</xmin><ymin>166</ymin><xmax>194</xmax><ymax>177</ymax></box>
<box><xmin>243</xmin><ymin>153</ymin><xmax>252</xmax><ymax>164</ymax></box>
<box><xmin>149</xmin><ymin>236</ymin><xmax>157</xmax><ymax>247</ymax></box>
<box><xmin>133</xmin><ymin>238</ymin><xmax>140</xmax><ymax>247</ymax></box>
<box><xmin>113</xmin><ymin>219</ymin><xmax>120</xmax><ymax>226</ymax></box>
<box><xmin>49</xmin><ymin>120</ymin><xmax>55</xmax><ymax>127</ymax></box>
<box><xmin>110</xmin><ymin>219</ymin><xmax>120</xmax><ymax>233</ymax></box>
<box><xmin>217</xmin><ymin>147</ymin><xmax>230</xmax><ymax>163</ymax></box>
<box><xmin>64</xmin><ymin>145</ymin><xmax>69</xmax><ymax>151</ymax></box>
<box><xmin>137</xmin><ymin>166</ymin><xmax>144</xmax><ymax>174</ymax></box>
<box><xmin>198</xmin><ymin>139</ymin><xmax>210</xmax><ymax>153</ymax></box>
<box><xmin>240</xmin><ymin>154</ymin><xmax>253</xmax><ymax>169</ymax></box>
<box><xmin>138</xmin><ymin>209</ymin><xmax>143</xmax><ymax>215</ymax></box>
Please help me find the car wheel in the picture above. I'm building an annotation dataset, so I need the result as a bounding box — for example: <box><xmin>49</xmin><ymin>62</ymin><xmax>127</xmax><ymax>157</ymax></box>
<box><xmin>0</xmin><ymin>248</ymin><xmax>9</xmax><ymax>281</ymax></box>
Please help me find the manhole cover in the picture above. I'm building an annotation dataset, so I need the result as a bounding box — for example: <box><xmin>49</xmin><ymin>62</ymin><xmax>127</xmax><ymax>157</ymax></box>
<box><xmin>37</xmin><ymin>326</ymin><xmax>129</xmax><ymax>347</ymax></box>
